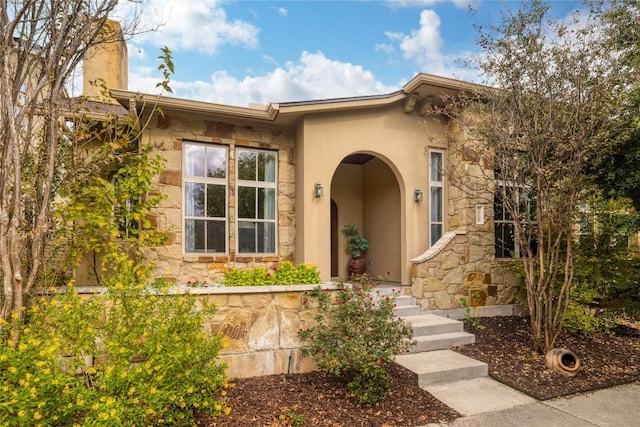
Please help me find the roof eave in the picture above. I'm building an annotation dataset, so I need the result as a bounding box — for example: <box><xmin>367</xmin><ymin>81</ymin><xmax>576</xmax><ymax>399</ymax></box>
<box><xmin>109</xmin><ymin>89</ymin><xmax>280</xmax><ymax>122</ymax></box>
<box><xmin>402</xmin><ymin>73</ymin><xmax>484</xmax><ymax>95</ymax></box>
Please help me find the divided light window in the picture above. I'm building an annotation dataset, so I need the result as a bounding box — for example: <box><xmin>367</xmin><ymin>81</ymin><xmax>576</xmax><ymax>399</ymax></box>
<box><xmin>429</xmin><ymin>150</ymin><xmax>444</xmax><ymax>246</ymax></box>
<box><xmin>237</xmin><ymin>149</ymin><xmax>277</xmax><ymax>254</ymax></box>
<box><xmin>494</xmin><ymin>182</ymin><xmax>537</xmax><ymax>258</ymax></box>
<box><xmin>183</xmin><ymin>142</ymin><xmax>227</xmax><ymax>253</ymax></box>
<box><xmin>494</xmin><ymin>185</ymin><xmax>515</xmax><ymax>258</ymax></box>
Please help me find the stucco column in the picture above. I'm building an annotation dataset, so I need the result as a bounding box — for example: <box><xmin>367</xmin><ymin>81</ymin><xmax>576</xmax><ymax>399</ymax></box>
<box><xmin>294</xmin><ymin>130</ymin><xmax>332</xmax><ymax>281</ymax></box>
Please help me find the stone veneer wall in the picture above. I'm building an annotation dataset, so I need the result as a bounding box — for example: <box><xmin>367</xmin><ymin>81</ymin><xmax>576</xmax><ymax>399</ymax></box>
<box><xmin>198</xmin><ymin>285</ymin><xmax>324</xmax><ymax>378</ymax></box>
<box><xmin>407</xmin><ymin>115</ymin><xmax>521</xmax><ymax>310</ymax></box>
<box><xmin>140</xmin><ymin>115</ymin><xmax>297</xmax><ymax>285</ymax></box>
<box><xmin>75</xmin><ymin>284</ymin><xmax>327</xmax><ymax>378</ymax></box>
<box><xmin>410</xmin><ymin>230</ymin><xmax>519</xmax><ymax>310</ymax></box>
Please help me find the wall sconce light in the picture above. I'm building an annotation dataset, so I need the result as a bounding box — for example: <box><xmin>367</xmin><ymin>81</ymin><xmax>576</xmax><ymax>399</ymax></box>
<box><xmin>314</xmin><ymin>182</ymin><xmax>323</xmax><ymax>198</ymax></box>
<box><xmin>414</xmin><ymin>188</ymin><xmax>423</xmax><ymax>202</ymax></box>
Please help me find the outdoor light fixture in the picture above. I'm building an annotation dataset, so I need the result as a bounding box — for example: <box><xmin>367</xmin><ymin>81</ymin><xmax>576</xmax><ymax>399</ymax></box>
<box><xmin>414</xmin><ymin>188</ymin><xmax>423</xmax><ymax>202</ymax></box>
<box><xmin>314</xmin><ymin>182</ymin><xmax>323</xmax><ymax>198</ymax></box>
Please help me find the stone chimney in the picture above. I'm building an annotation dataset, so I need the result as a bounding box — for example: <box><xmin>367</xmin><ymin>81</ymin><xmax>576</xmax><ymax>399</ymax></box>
<box><xmin>82</xmin><ymin>20</ymin><xmax>128</xmax><ymax>102</ymax></box>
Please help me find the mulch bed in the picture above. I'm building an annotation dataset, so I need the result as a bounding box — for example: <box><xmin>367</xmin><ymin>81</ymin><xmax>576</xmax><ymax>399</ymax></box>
<box><xmin>200</xmin><ymin>316</ymin><xmax>640</xmax><ymax>426</ymax></box>
<box><xmin>454</xmin><ymin>316</ymin><xmax>640</xmax><ymax>400</ymax></box>
<box><xmin>202</xmin><ymin>362</ymin><xmax>459</xmax><ymax>427</ymax></box>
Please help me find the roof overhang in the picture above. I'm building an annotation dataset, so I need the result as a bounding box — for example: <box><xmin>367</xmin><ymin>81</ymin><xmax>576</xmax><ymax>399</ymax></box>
<box><xmin>109</xmin><ymin>73</ymin><xmax>483</xmax><ymax>129</ymax></box>
<box><xmin>59</xmin><ymin>97</ymin><xmax>129</xmax><ymax>120</ymax></box>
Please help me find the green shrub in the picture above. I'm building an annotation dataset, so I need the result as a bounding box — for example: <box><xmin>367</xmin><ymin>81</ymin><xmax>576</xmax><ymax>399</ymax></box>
<box><xmin>461</xmin><ymin>293</ymin><xmax>486</xmax><ymax>331</ymax></box>
<box><xmin>562</xmin><ymin>301</ymin><xmax>617</xmax><ymax>336</ymax></box>
<box><xmin>0</xmin><ymin>279</ymin><xmax>229</xmax><ymax>426</ymax></box>
<box><xmin>574</xmin><ymin>193</ymin><xmax>640</xmax><ymax>318</ymax></box>
<box><xmin>223</xmin><ymin>261</ymin><xmax>320</xmax><ymax>286</ymax></box>
<box><xmin>298</xmin><ymin>274</ymin><xmax>414</xmax><ymax>403</ymax></box>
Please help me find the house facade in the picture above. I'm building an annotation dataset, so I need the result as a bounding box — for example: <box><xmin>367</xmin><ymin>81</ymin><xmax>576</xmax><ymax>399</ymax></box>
<box><xmin>77</xmin><ymin>23</ymin><xmax>520</xmax><ymax>312</ymax></box>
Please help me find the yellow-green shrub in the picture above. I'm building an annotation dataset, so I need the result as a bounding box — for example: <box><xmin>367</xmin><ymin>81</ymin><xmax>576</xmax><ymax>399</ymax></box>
<box><xmin>223</xmin><ymin>261</ymin><xmax>320</xmax><ymax>286</ymax></box>
<box><xmin>0</xmin><ymin>279</ymin><xmax>229</xmax><ymax>426</ymax></box>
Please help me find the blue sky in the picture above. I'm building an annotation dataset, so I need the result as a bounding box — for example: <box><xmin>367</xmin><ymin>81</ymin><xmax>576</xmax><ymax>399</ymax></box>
<box><xmin>110</xmin><ymin>0</ymin><xmax>585</xmax><ymax>107</ymax></box>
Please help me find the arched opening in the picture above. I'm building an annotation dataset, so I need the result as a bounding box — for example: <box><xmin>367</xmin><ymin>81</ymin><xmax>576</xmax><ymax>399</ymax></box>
<box><xmin>330</xmin><ymin>153</ymin><xmax>401</xmax><ymax>283</ymax></box>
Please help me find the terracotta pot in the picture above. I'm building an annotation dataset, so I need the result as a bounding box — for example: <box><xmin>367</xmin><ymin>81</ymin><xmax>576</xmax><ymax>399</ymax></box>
<box><xmin>347</xmin><ymin>257</ymin><xmax>367</xmax><ymax>278</ymax></box>
<box><xmin>545</xmin><ymin>347</ymin><xmax>581</xmax><ymax>377</ymax></box>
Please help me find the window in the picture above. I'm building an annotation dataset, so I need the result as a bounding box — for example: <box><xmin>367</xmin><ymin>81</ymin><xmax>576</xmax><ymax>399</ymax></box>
<box><xmin>183</xmin><ymin>142</ymin><xmax>227</xmax><ymax>253</ymax></box>
<box><xmin>494</xmin><ymin>186</ymin><xmax>515</xmax><ymax>258</ymax></box>
<box><xmin>237</xmin><ymin>149</ymin><xmax>277</xmax><ymax>253</ymax></box>
<box><xmin>494</xmin><ymin>183</ymin><xmax>536</xmax><ymax>258</ymax></box>
<box><xmin>429</xmin><ymin>150</ymin><xmax>444</xmax><ymax>246</ymax></box>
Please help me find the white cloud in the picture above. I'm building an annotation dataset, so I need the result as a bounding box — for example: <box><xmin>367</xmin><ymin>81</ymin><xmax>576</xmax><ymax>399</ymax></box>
<box><xmin>375</xmin><ymin>43</ymin><xmax>395</xmax><ymax>54</ymax></box>
<box><xmin>379</xmin><ymin>9</ymin><xmax>481</xmax><ymax>82</ymax></box>
<box><xmin>129</xmin><ymin>51</ymin><xmax>398</xmax><ymax>107</ymax></box>
<box><xmin>386</xmin><ymin>0</ymin><xmax>476</xmax><ymax>10</ymax></box>
<box><xmin>384</xmin><ymin>31</ymin><xmax>404</xmax><ymax>42</ymax></box>
<box><xmin>397</xmin><ymin>10</ymin><xmax>445</xmax><ymax>73</ymax></box>
<box><xmin>277</xmin><ymin>7</ymin><xmax>288</xmax><ymax>17</ymax></box>
<box><xmin>114</xmin><ymin>0</ymin><xmax>259</xmax><ymax>55</ymax></box>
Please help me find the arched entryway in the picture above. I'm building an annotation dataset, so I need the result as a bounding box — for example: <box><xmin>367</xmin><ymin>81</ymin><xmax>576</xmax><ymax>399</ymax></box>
<box><xmin>330</xmin><ymin>153</ymin><xmax>402</xmax><ymax>283</ymax></box>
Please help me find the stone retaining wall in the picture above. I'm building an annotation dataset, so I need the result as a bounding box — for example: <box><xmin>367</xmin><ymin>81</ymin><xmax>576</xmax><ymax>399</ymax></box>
<box><xmin>76</xmin><ymin>284</ymin><xmax>329</xmax><ymax>378</ymax></box>
<box><xmin>197</xmin><ymin>285</ymin><xmax>323</xmax><ymax>378</ymax></box>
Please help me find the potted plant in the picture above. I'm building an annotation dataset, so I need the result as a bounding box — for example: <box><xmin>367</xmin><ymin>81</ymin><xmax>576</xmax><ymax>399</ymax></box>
<box><xmin>342</xmin><ymin>224</ymin><xmax>369</xmax><ymax>277</ymax></box>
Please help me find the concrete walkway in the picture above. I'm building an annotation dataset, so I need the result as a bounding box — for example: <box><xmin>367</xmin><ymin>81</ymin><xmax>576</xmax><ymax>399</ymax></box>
<box><xmin>422</xmin><ymin>380</ymin><xmax>640</xmax><ymax>427</ymax></box>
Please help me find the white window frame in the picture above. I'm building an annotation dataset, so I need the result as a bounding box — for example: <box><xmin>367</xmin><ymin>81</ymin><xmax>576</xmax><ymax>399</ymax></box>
<box><xmin>429</xmin><ymin>150</ymin><xmax>445</xmax><ymax>246</ymax></box>
<box><xmin>236</xmin><ymin>148</ymin><xmax>278</xmax><ymax>254</ymax></box>
<box><xmin>182</xmin><ymin>141</ymin><xmax>228</xmax><ymax>254</ymax></box>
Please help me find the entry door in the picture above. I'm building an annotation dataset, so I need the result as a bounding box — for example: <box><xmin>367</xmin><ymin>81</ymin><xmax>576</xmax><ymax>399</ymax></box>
<box><xmin>330</xmin><ymin>200</ymin><xmax>338</xmax><ymax>277</ymax></box>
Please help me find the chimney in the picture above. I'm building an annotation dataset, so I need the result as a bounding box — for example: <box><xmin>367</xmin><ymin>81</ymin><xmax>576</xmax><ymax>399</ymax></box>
<box><xmin>82</xmin><ymin>20</ymin><xmax>128</xmax><ymax>102</ymax></box>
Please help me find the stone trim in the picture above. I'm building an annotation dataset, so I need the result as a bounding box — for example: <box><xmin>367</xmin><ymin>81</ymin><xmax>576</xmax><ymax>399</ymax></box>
<box><xmin>410</xmin><ymin>230</ymin><xmax>467</xmax><ymax>263</ymax></box>
<box><xmin>68</xmin><ymin>283</ymin><xmax>340</xmax><ymax>296</ymax></box>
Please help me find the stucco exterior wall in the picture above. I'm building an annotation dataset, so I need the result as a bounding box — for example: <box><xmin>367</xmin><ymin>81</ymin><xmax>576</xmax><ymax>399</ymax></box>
<box><xmin>330</xmin><ymin>164</ymin><xmax>364</xmax><ymax>279</ymax></box>
<box><xmin>363</xmin><ymin>158</ymin><xmax>402</xmax><ymax>282</ymax></box>
<box><xmin>295</xmin><ymin>106</ymin><xmax>448</xmax><ymax>284</ymax></box>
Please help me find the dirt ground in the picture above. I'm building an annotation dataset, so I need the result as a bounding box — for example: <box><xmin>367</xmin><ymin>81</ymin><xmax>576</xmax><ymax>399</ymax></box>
<box><xmin>201</xmin><ymin>316</ymin><xmax>640</xmax><ymax>426</ymax></box>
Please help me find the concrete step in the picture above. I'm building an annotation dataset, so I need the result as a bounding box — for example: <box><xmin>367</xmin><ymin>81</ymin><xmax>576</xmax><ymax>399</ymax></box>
<box><xmin>394</xmin><ymin>295</ymin><xmax>416</xmax><ymax>307</ymax></box>
<box><xmin>395</xmin><ymin>349</ymin><xmax>488</xmax><ymax>387</ymax></box>
<box><xmin>373</xmin><ymin>285</ymin><xmax>402</xmax><ymax>296</ymax></box>
<box><xmin>408</xmin><ymin>331</ymin><xmax>475</xmax><ymax>353</ymax></box>
<box><xmin>424</xmin><ymin>377</ymin><xmax>536</xmax><ymax>416</ymax></box>
<box><xmin>393</xmin><ymin>304</ymin><xmax>421</xmax><ymax>317</ymax></box>
<box><xmin>402</xmin><ymin>314</ymin><xmax>464</xmax><ymax>336</ymax></box>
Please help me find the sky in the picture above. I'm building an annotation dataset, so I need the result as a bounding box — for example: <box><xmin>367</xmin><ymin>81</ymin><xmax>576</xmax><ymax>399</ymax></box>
<box><xmin>107</xmin><ymin>0</ymin><xmax>586</xmax><ymax>107</ymax></box>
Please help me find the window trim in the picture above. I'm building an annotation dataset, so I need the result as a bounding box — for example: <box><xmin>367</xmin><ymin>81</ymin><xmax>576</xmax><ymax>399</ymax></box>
<box><xmin>235</xmin><ymin>147</ymin><xmax>278</xmax><ymax>255</ymax></box>
<box><xmin>429</xmin><ymin>149</ymin><xmax>445</xmax><ymax>247</ymax></box>
<box><xmin>182</xmin><ymin>141</ymin><xmax>229</xmax><ymax>255</ymax></box>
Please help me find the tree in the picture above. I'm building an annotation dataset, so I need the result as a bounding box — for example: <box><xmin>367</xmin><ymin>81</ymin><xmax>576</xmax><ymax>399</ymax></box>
<box><xmin>444</xmin><ymin>0</ymin><xmax>634</xmax><ymax>352</ymax></box>
<box><xmin>587</xmin><ymin>0</ymin><xmax>640</xmax><ymax>210</ymax></box>
<box><xmin>0</xmin><ymin>1</ymin><xmax>152</xmax><ymax>324</ymax></box>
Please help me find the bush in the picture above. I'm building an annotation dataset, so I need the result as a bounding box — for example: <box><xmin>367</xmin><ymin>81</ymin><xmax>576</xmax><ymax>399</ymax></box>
<box><xmin>0</xmin><ymin>279</ymin><xmax>229</xmax><ymax>426</ymax></box>
<box><xmin>223</xmin><ymin>261</ymin><xmax>320</xmax><ymax>286</ymax></box>
<box><xmin>562</xmin><ymin>301</ymin><xmax>617</xmax><ymax>336</ymax></box>
<box><xmin>298</xmin><ymin>275</ymin><xmax>414</xmax><ymax>403</ymax></box>
<box><xmin>574</xmin><ymin>193</ymin><xmax>640</xmax><ymax>318</ymax></box>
